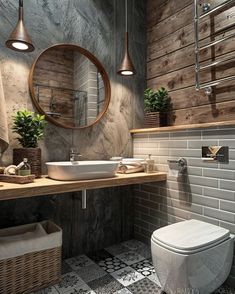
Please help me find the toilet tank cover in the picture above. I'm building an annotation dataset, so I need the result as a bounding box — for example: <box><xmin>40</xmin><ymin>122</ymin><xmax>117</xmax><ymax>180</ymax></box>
<box><xmin>152</xmin><ymin>219</ymin><xmax>230</xmax><ymax>251</ymax></box>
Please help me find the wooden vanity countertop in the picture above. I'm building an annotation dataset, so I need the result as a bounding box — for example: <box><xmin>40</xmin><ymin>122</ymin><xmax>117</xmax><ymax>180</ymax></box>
<box><xmin>0</xmin><ymin>172</ymin><xmax>167</xmax><ymax>201</ymax></box>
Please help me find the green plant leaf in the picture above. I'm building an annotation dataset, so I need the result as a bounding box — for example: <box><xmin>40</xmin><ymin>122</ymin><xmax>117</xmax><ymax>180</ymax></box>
<box><xmin>12</xmin><ymin>110</ymin><xmax>47</xmax><ymax>148</ymax></box>
<box><xmin>144</xmin><ymin>87</ymin><xmax>171</xmax><ymax>112</ymax></box>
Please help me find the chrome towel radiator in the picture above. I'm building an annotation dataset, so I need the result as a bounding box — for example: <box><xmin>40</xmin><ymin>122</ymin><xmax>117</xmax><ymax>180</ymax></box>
<box><xmin>194</xmin><ymin>0</ymin><xmax>235</xmax><ymax>95</ymax></box>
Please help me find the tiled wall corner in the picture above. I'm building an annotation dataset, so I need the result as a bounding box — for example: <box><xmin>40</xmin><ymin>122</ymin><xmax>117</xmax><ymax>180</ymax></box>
<box><xmin>133</xmin><ymin>127</ymin><xmax>235</xmax><ymax>286</ymax></box>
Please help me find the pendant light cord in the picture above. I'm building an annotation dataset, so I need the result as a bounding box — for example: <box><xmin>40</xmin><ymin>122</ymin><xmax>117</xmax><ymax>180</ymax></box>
<box><xmin>19</xmin><ymin>0</ymin><xmax>24</xmax><ymax>20</ymax></box>
<box><xmin>125</xmin><ymin>0</ymin><xmax>128</xmax><ymax>33</ymax></box>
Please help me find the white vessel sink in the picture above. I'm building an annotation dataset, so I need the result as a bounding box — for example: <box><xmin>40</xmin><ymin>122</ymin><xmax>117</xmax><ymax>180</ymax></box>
<box><xmin>46</xmin><ymin>161</ymin><xmax>119</xmax><ymax>181</ymax></box>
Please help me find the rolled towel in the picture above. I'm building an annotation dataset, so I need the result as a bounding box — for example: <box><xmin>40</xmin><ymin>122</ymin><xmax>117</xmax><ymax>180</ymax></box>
<box><xmin>117</xmin><ymin>162</ymin><xmax>144</xmax><ymax>174</ymax></box>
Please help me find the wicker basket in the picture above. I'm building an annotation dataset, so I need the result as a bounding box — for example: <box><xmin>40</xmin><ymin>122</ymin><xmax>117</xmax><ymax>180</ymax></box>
<box><xmin>145</xmin><ymin>112</ymin><xmax>168</xmax><ymax>127</ymax></box>
<box><xmin>13</xmin><ymin>147</ymin><xmax>42</xmax><ymax>178</ymax></box>
<box><xmin>0</xmin><ymin>221</ymin><xmax>62</xmax><ymax>294</ymax></box>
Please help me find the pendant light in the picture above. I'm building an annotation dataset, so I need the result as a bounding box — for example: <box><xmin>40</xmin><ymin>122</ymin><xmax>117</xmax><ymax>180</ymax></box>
<box><xmin>5</xmin><ymin>0</ymin><xmax>34</xmax><ymax>52</ymax></box>
<box><xmin>117</xmin><ymin>0</ymin><xmax>136</xmax><ymax>76</ymax></box>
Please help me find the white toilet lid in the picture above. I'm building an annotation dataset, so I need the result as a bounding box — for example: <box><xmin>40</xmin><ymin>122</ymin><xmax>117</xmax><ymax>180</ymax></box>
<box><xmin>152</xmin><ymin>219</ymin><xmax>230</xmax><ymax>251</ymax></box>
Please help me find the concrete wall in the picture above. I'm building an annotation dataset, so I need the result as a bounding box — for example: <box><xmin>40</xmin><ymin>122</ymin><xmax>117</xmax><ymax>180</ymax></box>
<box><xmin>133</xmin><ymin>127</ymin><xmax>235</xmax><ymax>286</ymax></box>
<box><xmin>0</xmin><ymin>0</ymin><xmax>146</xmax><ymax>258</ymax></box>
<box><xmin>0</xmin><ymin>0</ymin><xmax>146</xmax><ymax>164</ymax></box>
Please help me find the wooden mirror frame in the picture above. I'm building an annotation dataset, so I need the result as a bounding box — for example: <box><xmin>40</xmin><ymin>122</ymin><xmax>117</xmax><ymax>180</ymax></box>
<box><xmin>29</xmin><ymin>43</ymin><xmax>111</xmax><ymax>129</ymax></box>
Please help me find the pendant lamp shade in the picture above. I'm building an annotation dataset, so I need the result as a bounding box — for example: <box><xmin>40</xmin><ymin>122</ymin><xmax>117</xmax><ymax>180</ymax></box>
<box><xmin>117</xmin><ymin>0</ymin><xmax>136</xmax><ymax>76</ymax></box>
<box><xmin>5</xmin><ymin>0</ymin><xmax>34</xmax><ymax>52</ymax></box>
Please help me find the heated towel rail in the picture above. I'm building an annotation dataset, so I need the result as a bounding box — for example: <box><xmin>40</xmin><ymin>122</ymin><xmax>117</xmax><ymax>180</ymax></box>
<box><xmin>194</xmin><ymin>0</ymin><xmax>235</xmax><ymax>95</ymax></box>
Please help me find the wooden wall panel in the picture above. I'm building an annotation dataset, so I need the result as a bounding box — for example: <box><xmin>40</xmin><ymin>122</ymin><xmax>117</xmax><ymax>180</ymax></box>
<box><xmin>166</xmin><ymin>83</ymin><xmax>235</xmax><ymax>110</ymax></box>
<box><xmin>147</xmin><ymin>0</ymin><xmax>192</xmax><ymax>29</ymax></box>
<box><xmin>148</xmin><ymin>42</ymin><xmax>235</xmax><ymax>79</ymax></box>
<box><xmin>147</xmin><ymin>0</ymin><xmax>235</xmax><ymax>126</ymax></box>
<box><xmin>148</xmin><ymin>6</ymin><xmax>235</xmax><ymax>62</ymax></box>
<box><xmin>171</xmin><ymin>100</ymin><xmax>235</xmax><ymax>125</ymax></box>
<box><xmin>148</xmin><ymin>5</ymin><xmax>193</xmax><ymax>44</ymax></box>
<box><xmin>33</xmin><ymin>48</ymin><xmax>75</xmax><ymax>126</ymax></box>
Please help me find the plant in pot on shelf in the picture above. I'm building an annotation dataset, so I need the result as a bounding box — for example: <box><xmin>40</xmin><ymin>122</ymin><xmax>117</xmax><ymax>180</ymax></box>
<box><xmin>144</xmin><ymin>87</ymin><xmax>171</xmax><ymax>127</ymax></box>
<box><xmin>12</xmin><ymin>110</ymin><xmax>46</xmax><ymax>178</ymax></box>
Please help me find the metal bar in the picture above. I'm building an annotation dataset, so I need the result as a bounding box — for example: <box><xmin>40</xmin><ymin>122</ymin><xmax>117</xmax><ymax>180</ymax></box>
<box><xmin>193</xmin><ymin>24</ymin><xmax>235</xmax><ymax>55</ymax></box>
<box><xmin>82</xmin><ymin>190</ymin><xmax>87</xmax><ymax>209</ymax></box>
<box><xmin>167</xmin><ymin>160</ymin><xmax>179</xmax><ymax>163</ymax></box>
<box><xmin>199</xmin><ymin>0</ymin><xmax>234</xmax><ymax>19</ymax></box>
<box><xmin>35</xmin><ymin>83</ymin><xmax>87</xmax><ymax>94</ymax></box>
<box><xmin>198</xmin><ymin>32</ymin><xmax>235</xmax><ymax>51</ymax></box>
<box><xmin>45</xmin><ymin>111</ymin><xmax>61</xmax><ymax>117</ymax></box>
<box><xmin>194</xmin><ymin>0</ymin><xmax>200</xmax><ymax>90</ymax></box>
<box><xmin>36</xmin><ymin>85</ymin><xmax>40</xmax><ymax>102</ymax></box>
<box><xmin>199</xmin><ymin>75</ymin><xmax>235</xmax><ymax>89</ymax></box>
<box><xmin>214</xmin><ymin>23</ymin><xmax>235</xmax><ymax>37</ymax></box>
<box><xmin>195</xmin><ymin>24</ymin><xmax>235</xmax><ymax>51</ymax></box>
<box><xmin>199</xmin><ymin>55</ymin><xmax>235</xmax><ymax>70</ymax></box>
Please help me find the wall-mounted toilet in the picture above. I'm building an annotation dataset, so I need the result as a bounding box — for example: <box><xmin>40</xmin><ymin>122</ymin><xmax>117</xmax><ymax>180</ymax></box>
<box><xmin>151</xmin><ymin>219</ymin><xmax>234</xmax><ymax>294</ymax></box>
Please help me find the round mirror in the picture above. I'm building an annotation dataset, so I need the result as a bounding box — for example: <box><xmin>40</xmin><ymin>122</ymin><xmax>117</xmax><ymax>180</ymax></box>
<box><xmin>29</xmin><ymin>44</ymin><xmax>111</xmax><ymax>129</ymax></box>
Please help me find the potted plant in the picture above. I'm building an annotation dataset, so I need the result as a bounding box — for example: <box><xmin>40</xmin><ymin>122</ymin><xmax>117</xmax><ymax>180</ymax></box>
<box><xmin>12</xmin><ymin>110</ymin><xmax>46</xmax><ymax>178</ymax></box>
<box><xmin>144</xmin><ymin>87</ymin><xmax>171</xmax><ymax>127</ymax></box>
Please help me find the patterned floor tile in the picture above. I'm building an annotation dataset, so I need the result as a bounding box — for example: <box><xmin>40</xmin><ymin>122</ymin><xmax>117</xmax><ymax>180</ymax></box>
<box><xmin>65</xmin><ymin>255</ymin><xmax>95</xmax><ymax>271</ymax></box>
<box><xmin>54</xmin><ymin>272</ymin><xmax>85</xmax><ymax>293</ymax></box>
<box><xmin>62</xmin><ymin>260</ymin><xmax>73</xmax><ymax>274</ymax></box>
<box><xmin>122</xmin><ymin>239</ymin><xmax>146</xmax><ymax>251</ymax></box>
<box><xmin>147</xmin><ymin>273</ymin><xmax>161</xmax><ymax>287</ymax></box>
<box><xmin>213</xmin><ymin>285</ymin><xmax>235</xmax><ymax>294</ymax></box>
<box><xmin>110</xmin><ymin>266</ymin><xmax>144</xmax><ymax>287</ymax></box>
<box><xmin>32</xmin><ymin>286</ymin><xmax>59</xmax><ymax>294</ymax></box>
<box><xmin>122</xmin><ymin>240</ymin><xmax>152</xmax><ymax>259</ymax></box>
<box><xmin>59</xmin><ymin>283</ymin><xmax>96</xmax><ymax>294</ymax></box>
<box><xmin>114</xmin><ymin>288</ymin><xmax>133</xmax><ymax>294</ymax></box>
<box><xmin>127</xmin><ymin>277</ymin><xmax>162</xmax><ymax>294</ymax></box>
<box><xmin>116</xmin><ymin>251</ymin><xmax>145</xmax><ymax>266</ymax></box>
<box><xmin>135</xmin><ymin>245</ymin><xmax>152</xmax><ymax>259</ymax></box>
<box><xmin>88</xmin><ymin>274</ymin><xmax>123</xmax><ymax>294</ymax></box>
<box><xmin>131</xmin><ymin>259</ymin><xmax>155</xmax><ymax>277</ymax></box>
<box><xmin>76</xmin><ymin>263</ymin><xmax>107</xmax><ymax>283</ymax></box>
<box><xmin>98</xmin><ymin>256</ymin><xmax>127</xmax><ymax>273</ymax></box>
<box><xmin>32</xmin><ymin>239</ymin><xmax>230</xmax><ymax>294</ymax></box>
<box><xmin>87</xmin><ymin>249</ymin><xmax>113</xmax><ymax>263</ymax></box>
<box><xmin>105</xmin><ymin>243</ymin><xmax>130</xmax><ymax>256</ymax></box>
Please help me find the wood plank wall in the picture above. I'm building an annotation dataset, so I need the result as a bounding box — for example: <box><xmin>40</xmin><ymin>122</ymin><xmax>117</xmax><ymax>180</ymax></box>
<box><xmin>147</xmin><ymin>0</ymin><xmax>235</xmax><ymax>125</ymax></box>
<box><xmin>33</xmin><ymin>48</ymin><xmax>75</xmax><ymax>127</ymax></box>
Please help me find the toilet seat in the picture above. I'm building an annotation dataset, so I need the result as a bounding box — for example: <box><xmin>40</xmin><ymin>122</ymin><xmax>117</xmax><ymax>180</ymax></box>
<box><xmin>151</xmin><ymin>219</ymin><xmax>231</xmax><ymax>254</ymax></box>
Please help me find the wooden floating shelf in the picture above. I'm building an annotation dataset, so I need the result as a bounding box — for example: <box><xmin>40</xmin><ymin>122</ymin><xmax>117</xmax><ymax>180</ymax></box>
<box><xmin>0</xmin><ymin>172</ymin><xmax>167</xmax><ymax>201</ymax></box>
<box><xmin>130</xmin><ymin>120</ymin><xmax>235</xmax><ymax>134</ymax></box>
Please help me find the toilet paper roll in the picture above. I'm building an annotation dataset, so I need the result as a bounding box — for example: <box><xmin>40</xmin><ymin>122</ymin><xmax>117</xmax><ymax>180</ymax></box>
<box><xmin>168</xmin><ymin>161</ymin><xmax>179</xmax><ymax>178</ymax></box>
<box><xmin>168</xmin><ymin>169</ymin><xmax>179</xmax><ymax>177</ymax></box>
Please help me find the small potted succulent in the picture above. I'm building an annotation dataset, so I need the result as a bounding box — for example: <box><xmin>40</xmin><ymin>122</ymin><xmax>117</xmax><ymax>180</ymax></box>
<box><xmin>12</xmin><ymin>110</ymin><xmax>46</xmax><ymax>178</ymax></box>
<box><xmin>144</xmin><ymin>87</ymin><xmax>171</xmax><ymax>127</ymax></box>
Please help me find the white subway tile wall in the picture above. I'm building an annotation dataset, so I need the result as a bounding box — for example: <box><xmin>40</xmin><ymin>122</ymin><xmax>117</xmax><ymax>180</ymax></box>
<box><xmin>133</xmin><ymin>127</ymin><xmax>235</xmax><ymax>287</ymax></box>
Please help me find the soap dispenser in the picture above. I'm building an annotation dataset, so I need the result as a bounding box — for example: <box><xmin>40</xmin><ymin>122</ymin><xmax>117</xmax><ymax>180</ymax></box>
<box><xmin>145</xmin><ymin>154</ymin><xmax>155</xmax><ymax>173</ymax></box>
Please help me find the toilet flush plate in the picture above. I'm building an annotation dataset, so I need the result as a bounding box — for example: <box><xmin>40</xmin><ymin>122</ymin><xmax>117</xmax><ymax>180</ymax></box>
<box><xmin>202</xmin><ymin>146</ymin><xmax>229</xmax><ymax>162</ymax></box>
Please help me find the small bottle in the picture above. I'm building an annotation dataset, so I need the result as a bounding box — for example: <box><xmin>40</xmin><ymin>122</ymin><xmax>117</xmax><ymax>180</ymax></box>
<box><xmin>145</xmin><ymin>154</ymin><xmax>155</xmax><ymax>173</ymax></box>
<box><xmin>17</xmin><ymin>158</ymin><xmax>31</xmax><ymax>176</ymax></box>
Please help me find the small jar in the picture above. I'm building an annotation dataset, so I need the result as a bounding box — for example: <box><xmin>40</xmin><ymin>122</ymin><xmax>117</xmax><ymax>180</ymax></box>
<box><xmin>145</xmin><ymin>154</ymin><xmax>155</xmax><ymax>173</ymax></box>
<box><xmin>17</xmin><ymin>158</ymin><xmax>31</xmax><ymax>176</ymax></box>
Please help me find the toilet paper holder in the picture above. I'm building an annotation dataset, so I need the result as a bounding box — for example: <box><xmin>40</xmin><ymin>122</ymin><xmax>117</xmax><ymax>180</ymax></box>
<box><xmin>167</xmin><ymin>158</ymin><xmax>187</xmax><ymax>174</ymax></box>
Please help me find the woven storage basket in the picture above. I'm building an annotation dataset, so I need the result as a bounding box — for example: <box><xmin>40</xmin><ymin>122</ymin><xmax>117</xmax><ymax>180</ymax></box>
<box><xmin>13</xmin><ymin>148</ymin><xmax>42</xmax><ymax>178</ymax></box>
<box><xmin>0</xmin><ymin>221</ymin><xmax>62</xmax><ymax>294</ymax></box>
<box><xmin>145</xmin><ymin>112</ymin><xmax>168</xmax><ymax>127</ymax></box>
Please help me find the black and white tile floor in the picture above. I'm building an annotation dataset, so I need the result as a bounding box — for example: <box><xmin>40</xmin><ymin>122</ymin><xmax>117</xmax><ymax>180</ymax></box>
<box><xmin>34</xmin><ymin>239</ymin><xmax>235</xmax><ymax>294</ymax></box>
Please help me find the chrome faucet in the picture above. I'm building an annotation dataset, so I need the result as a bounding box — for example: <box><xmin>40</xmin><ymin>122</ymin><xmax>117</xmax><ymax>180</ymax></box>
<box><xmin>70</xmin><ymin>148</ymin><xmax>82</xmax><ymax>163</ymax></box>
